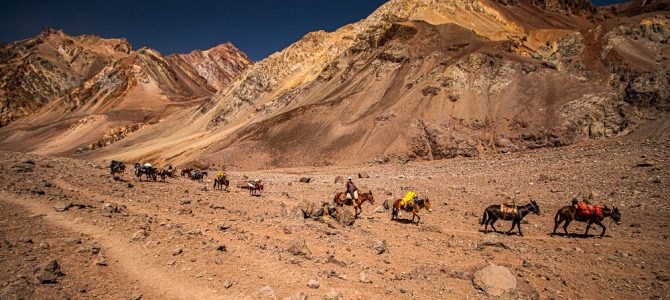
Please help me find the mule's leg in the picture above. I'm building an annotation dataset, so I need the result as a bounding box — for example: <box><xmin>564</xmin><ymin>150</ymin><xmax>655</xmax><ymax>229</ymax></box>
<box><xmin>484</xmin><ymin>219</ymin><xmax>489</xmax><ymax>233</ymax></box>
<box><xmin>490</xmin><ymin>218</ymin><xmax>499</xmax><ymax>233</ymax></box>
<box><xmin>584</xmin><ymin>221</ymin><xmax>592</xmax><ymax>237</ymax></box>
<box><xmin>595</xmin><ymin>221</ymin><xmax>607</xmax><ymax>238</ymax></box>
<box><xmin>552</xmin><ymin>217</ymin><xmax>563</xmax><ymax>236</ymax></box>
<box><xmin>507</xmin><ymin>220</ymin><xmax>516</xmax><ymax>235</ymax></box>
<box><xmin>414</xmin><ymin>213</ymin><xmax>420</xmax><ymax>225</ymax></box>
<box><xmin>517</xmin><ymin>222</ymin><xmax>523</xmax><ymax>236</ymax></box>
<box><xmin>563</xmin><ymin>219</ymin><xmax>571</xmax><ymax>237</ymax></box>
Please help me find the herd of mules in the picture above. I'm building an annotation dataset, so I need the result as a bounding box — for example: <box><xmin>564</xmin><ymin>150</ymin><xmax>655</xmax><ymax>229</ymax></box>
<box><xmin>109</xmin><ymin>161</ymin><xmax>623</xmax><ymax>237</ymax></box>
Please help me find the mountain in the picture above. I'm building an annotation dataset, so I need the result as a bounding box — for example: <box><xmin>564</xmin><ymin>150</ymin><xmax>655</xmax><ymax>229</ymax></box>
<box><xmin>0</xmin><ymin>29</ymin><xmax>252</xmax><ymax>155</ymax></box>
<box><xmin>0</xmin><ymin>0</ymin><xmax>668</xmax><ymax>169</ymax></box>
<box><xmin>168</xmin><ymin>42</ymin><xmax>252</xmax><ymax>90</ymax></box>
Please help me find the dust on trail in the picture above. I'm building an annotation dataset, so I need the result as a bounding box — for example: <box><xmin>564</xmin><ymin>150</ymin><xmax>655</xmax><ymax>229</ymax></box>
<box><xmin>0</xmin><ymin>191</ymin><xmax>232</xmax><ymax>300</ymax></box>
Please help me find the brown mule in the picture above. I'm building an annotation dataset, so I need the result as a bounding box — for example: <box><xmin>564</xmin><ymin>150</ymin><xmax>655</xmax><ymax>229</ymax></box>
<box><xmin>390</xmin><ymin>197</ymin><xmax>432</xmax><ymax>225</ymax></box>
<box><xmin>250</xmin><ymin>182</ymin><xmax>263</xmax><ymax>196</ymax></box>
<box><xmin>552</xmin><ymin>205</ymin><xmax>622</xmax><ymax>238</ymax></box>
<box><xmin>333</xmin><ymin>191</ymin><xmax>375</xmax><ymax>217</ymax></box>
<box><xmin>155</xmin><ymin>168</ymin><xmax>171</xmax><ymax>182</ymax></box>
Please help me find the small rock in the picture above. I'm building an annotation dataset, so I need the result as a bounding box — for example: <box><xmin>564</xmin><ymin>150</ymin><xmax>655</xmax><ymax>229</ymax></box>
<box><xmin>307</xmin><ymin>279</ymin><xmax>320</xmax><ymax>289</ymax></box>
<box><xmin>95</xmin><ymin>258</ymin><xmax>108</xmax><ymax>266</ymax></box>
<box><xmin>323</xmin><ymin>289</ymin><xmax>341</xmax><ymax>300</ymax></box>
<box><xmin>172</xmin><ymin>247</ymin><xmax>183</xmax><ymax>256</ymax></box>
<box><xmin>299</xmin><ymin>177</ymin><xmax>312</xmax><ymax>183</ymax></box>
<box><xmin>214</xmin><ymin>258</ymin><xmax>224</xmax><ymax>265</ymax></box>
<box><xmin>630</xmin><ymin>223</ymin><xmax>641</xmax><ymax>228</ymax></box>
<box><xmin>131</xmin><ymin>229</ymin><xmax>147</xmax><ymax>241</ymax></box>
<box><xmin>42</xmin><ymin>260</ymin><xmax>64</xmax><ymax>277</ymax></box>
<box><xmin>223</xmin><ymin>280</ymin><xmax>233</xmax><ymax>289</ymax></box>
<box><xmin>522</xmin><ymin>260</ymin><xmax>531</xmax><ymax>268</ymax></box>
<box><xmin>216</xmin><ymin>245</ymin><xmax>227</xmax><ymax>252</ymax></box>
<box><xmin>372</xmin><ymin>206</ymin><xmax>386</xmax><ymax>213</ymax></box>
<box><xmin>358</xmin><ymin>172</ymin><xmax>370</xmax><ymax>178</ymax></box>
<box><xmin>334</xmin><ymin>176</ymin><xmax>343</xmax><ymax>183</ymax></box>
<box><xmin>360</xmin><ymin>271</ymin><xmax>372</xmax><ymax>283</ymax></box>
<box><xmin>287</xmin><ymin>238</ymin><xmax>312</xmax><ymax>258</ymax></box>
<box><xmin>258</xmin><ymin>286</ymin><xmax>276</xmax><ymax>299</ymax></box>
<box><xmin>179</xmin><ymin>199</ymin><xmax>191</xmax><ymax>205</ymax></box>
<box><xmin>37</xmin><ymin>274</ymin><xmax>58</xmax><ymax>284</ymax></box>
<box><xmin>373</xmin><ymin>240</ymin><xmax>388</xmax><ymax>255</ymax></box>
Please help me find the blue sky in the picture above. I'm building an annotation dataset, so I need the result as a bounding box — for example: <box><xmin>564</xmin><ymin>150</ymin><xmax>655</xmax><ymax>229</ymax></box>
<box><xmin>0</xmin><ymin>0</ymin><xmax>630</xmax><ymax>61</ymax></box>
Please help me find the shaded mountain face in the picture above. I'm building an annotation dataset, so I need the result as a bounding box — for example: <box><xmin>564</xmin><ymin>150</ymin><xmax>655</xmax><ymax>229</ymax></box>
<box><xmin>0</xmin><ymin>29</ymin><xmax>251</xmax><ymax>155</ymax></box>
<box><xmin>0</xmin><ymin>0</ymin><xmax>668</xmax><ymax>169</ymax></box>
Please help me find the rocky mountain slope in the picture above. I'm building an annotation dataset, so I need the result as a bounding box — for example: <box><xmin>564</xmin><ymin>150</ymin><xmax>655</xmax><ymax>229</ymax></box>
<box><xmin>168</xmin><ymin>42</ymin><xmax>252</xmax><ymax>90</ymax></box>
<box><xmin>0</xmin><ymin>29</ymin><xmax>251</xmax><ymax>155</ymax></box>
<box><xmin>1</xmin><ymin>0</ymin><xmax>668</xmax><ymax>169</ymax></box>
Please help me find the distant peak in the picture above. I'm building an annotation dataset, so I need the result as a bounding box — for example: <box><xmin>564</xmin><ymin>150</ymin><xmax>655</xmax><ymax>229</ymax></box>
<box><xmin>39</xmin><ymin>27</ymin><xmax>65</xmax><ymax>37</ymax></box>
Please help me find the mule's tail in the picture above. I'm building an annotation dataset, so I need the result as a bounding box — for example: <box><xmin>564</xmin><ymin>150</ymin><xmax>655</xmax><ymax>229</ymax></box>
<box><xmin>481</xmin><ymin>209</ymin><xmax>488</xmax><ymax>225</ymax></box>
<box><xmin>554</xmin><ymin>209</ymin><xmax>561</xmax><ymax>224</ymax></box>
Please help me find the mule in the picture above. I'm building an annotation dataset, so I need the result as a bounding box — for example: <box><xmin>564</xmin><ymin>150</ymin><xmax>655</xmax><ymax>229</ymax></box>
<box><xmin>249</xmin><ymin>182</ymin><xmax>263</xmax><ymax>196</ymax></box>
<box><xmin>481</xmin><ymin>200</ymin><xmax>540</xmax><ymax>236</ymax></box>
<box><xmin>391</xmin><ymin>197</ymin><xmax>432</xmax><ymax>225</ymax></box>
<box><xmin>333</xmin><ymin>191</ymin><xmax>375</xmax><ymax>217</ymax></box>
<box><xmin>109</xmin><ymin>161</ymin><xmax>125</xmax><ymax>178</ymax></box>
<box><xmin>190</xmin><ymin>170</ymin><xmax>208</xmax><ymax>181</ymax></box>
<box><xmin>156</xmin><ymin>168</ymin><xmax>172</xmax><ymax>182</ymax></box>
<box><xmin>134</xmin><ymin>163</ymin><xmax>157</xmax><ymax>181</ymax></box>
<box><xmin>552</xmin><ymin>205</ymin><xmax>621</xmax><ymax>238</ymax></box>
<box><xmin>213</xmin><ymin>176</ymin><xmax>230</xmax><ymax>191</ymax></box>
<box><xmin>181</xmin><ymin>168</ymin><xmax>194</xmax><ymax>178</ymax></box>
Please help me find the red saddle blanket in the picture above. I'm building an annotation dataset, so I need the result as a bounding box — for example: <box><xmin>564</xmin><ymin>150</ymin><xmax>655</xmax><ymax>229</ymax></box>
<box><xmin>577</xmin><ymin>204</ymin><xmax>603</xmax><ymax>217</ymax></box>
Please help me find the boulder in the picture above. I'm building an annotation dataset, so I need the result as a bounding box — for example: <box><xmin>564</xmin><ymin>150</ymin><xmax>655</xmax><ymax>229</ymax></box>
<box><xmin>287</xmin><ymin>238</ymin><xmax>312</xmax><ymax>258</ymax></box>
<box><xmin>358</xmin><ymin>172</ymin><xmax>370</xmax><ymax>178</ymax></box>
<box><xmin>473</xmin><ymin>264</ymin><xmax>517</xmax><ymax>297</ymax></box>
<box><xmin>299</xmin><ymin>177</ymin><xmax>312</xmax><ymax>183</ymax></box>
<box><xmin>334</xmin><ymin>207</ymin><xmax>355</xmax><ymax>226</ymax></box>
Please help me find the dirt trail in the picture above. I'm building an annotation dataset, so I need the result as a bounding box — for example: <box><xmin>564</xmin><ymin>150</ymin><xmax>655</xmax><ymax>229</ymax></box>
<box><xmin>0</xmin><ymin>190</ymin><xmax>232</xmax><ymax>300</ymax></box>
<box><xmin>0</xmin><ymin>138</ymin><xmax>668</xmax><ymax>299</ymax></box>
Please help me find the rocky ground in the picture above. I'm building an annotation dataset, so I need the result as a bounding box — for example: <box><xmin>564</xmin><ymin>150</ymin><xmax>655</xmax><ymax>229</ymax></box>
<box><xmin>0</xmin><ymin>137</ymin><xmax>668</xmax><ymax>299</ymax></box>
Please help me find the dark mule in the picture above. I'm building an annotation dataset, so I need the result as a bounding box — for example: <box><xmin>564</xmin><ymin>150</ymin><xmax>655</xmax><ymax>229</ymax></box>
<box><xmin>190</xmin><ymin>170</ymin><xmax>208</xmax><ymax>181</ymax></box>
<box><xmin>481</xmin><ymin>200</ymin><xmax>540</xmax><ymax>236</ymax></box>
<box><xmin>134</xmin><ymin>163</ymin><xmax>157</xmax><ymax>181</ymax></box>
<box><xmin>181</xmin><ymin>168</ymin><xmax>194</xmax><ymax>178</ymax></box>
<box><xmin>390</xmin><ymin>197</ymin><xmax>432</xmax><ymax>225</ymax></box>
<box><xmin>109</xmin><ymin>161</ymin><xmax>126</xmax><ymax>178</ymax></box>
<box><xmin>552</xmin><ymin>205</ymin><xmax>621</xmax><ymax>238</ymax></box>
<box><xmin>213</xmin><ymin>177</ymin><xmax>230</xmax><ymax>191</ymax></box>
<box><xmin>249</xmin><ymin>182</ymin><xmax>263</xmax><ymax>196</ymax></box>
<box><xmin>333</xmin><ymin>191</ymin><xmax>375</xmax><ymax>217</ymax></box>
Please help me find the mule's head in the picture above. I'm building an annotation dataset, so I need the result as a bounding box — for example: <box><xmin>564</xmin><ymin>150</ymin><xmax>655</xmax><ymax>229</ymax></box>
<box><xmin>612</xmin><ymin>207</ymin><xmax>622</xmax><ymax>224</ymax></box>
<box><xmin>365</xmin><ymin>190</ymin><xmax>375</xmax><ymax>205</ymax></box>
<box><xmin>424</xmin><ymin>197</ymin><xmax>433</xmax><ymax>212</ymax></box>
<box><xmin>529</xmin><ymin>200</ymin><xmax>541</xmax><ymax>215</ymax></box>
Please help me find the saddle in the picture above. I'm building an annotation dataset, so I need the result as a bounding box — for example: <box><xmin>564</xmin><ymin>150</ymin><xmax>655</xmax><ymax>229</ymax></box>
<box><xmin>576</xmin><ymin>204</ymin><xmax>603</xmax><ymax>217</ymax></box>
<box><xmin>345</xmin><ymin>190</ymin><xmax>359</xmax><ymax>200</ymax></box>
<box><xmin>501</xmin><ymin>203</ymin><xmax>517</xmax><ymax>215</ymax></box>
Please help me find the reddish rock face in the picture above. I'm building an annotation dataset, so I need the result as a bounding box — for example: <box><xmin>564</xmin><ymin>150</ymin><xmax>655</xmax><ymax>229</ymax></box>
<box><xmin>169</xmin><ymin>42</ymin><xmax>252</xmax><ymax>90</ymax></box>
